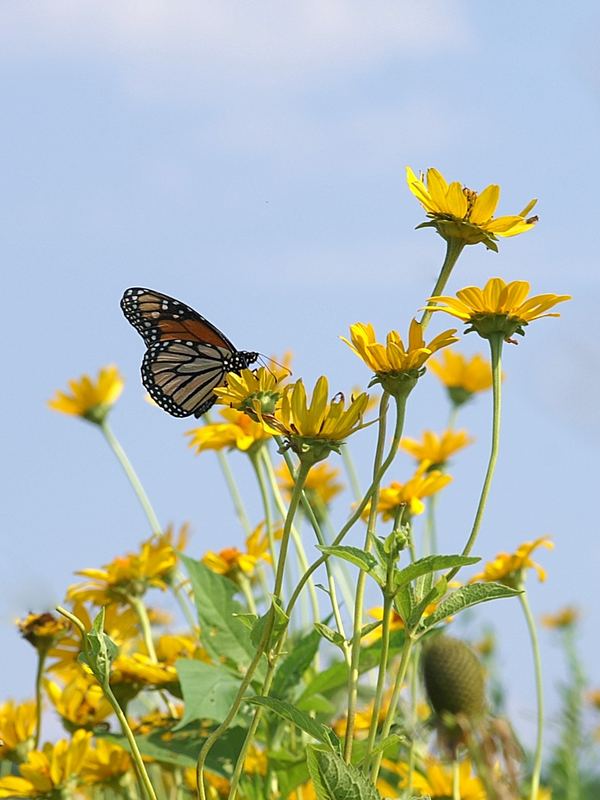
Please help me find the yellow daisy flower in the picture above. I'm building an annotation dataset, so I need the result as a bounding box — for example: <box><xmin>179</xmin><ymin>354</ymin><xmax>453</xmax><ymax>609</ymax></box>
<box><xmin>471</xmin><ymin>537</ymin><xmax>554</xmax><ymax>587</ymax></box>
<box><xmin>424</xmin><ymin>277</ymin><xmax>571</xmax><ymax>341</ymax></box>
<box><xmin>132</xmin><ymin>706</ymin><xmax>183</xmax><ymax>735</ymax></box>
<box><xmin>400</xmin><ymin>429</ymin><xmax>472</xmax><ymax>468</ymax></box>
<box><xmin>276</xmin><ymin>461</ymin><xmax>343</xmax><ymax>506</ymax></box>
<box><xmin>388</xmin><ymin>755</ymin><xmax>486</xmax><ymax>799</ymax></box>
<box><xmin>80</xmin><ymin>739</ymin><xmax>131</xmax><ymax>786</ymax></box>
<box><xmin>110</xmin><ymin>653</ymin><xmax>178</xmax><ymax>688</ymax></box>
<box><xmin>48</xmin><ymin>365</ymin><xmax>124</xmax><ymax>424</ymax></box>
<box><xmin>67</xmin><ymin>528</ymin><xmax>186</xmax><ymax>605</ymax></box>
<box><xmin>258</xmin><ymin>377</ymin><xmax>369</xmax><ymax>459</ymax></box>
<box><xmin>540</xmin><ymin>606</ymin><xmax>580</xmax><ymax>630</ymax></box>
<box><xmin>202</xmin><ymin>522</ymin><xmax>275</xmax><ymax>580</ymax></box>
<box><xmin>0</xmin><ymin>729</ymin><xmax>91</xmax><ymax>798</ymax></box>
<box><xmin>155</xmin><ymin>633</ymin><xmax>209</xmax><ymax>664</ymax></box>
<box><xmin>429</xmin><ymin>350</ymin><xmax>493</xmax><ymax>407</ymax></box>
<box><xmin>214</xmin><ymin>366</ymin><xmax>283</xmax><ymax>414</ymax></box>
<box><xmin>368</xmin><ymin>462</ymin><xmax>452</xmax><ymax>519</ymax></box>
<box><xmin>407</xmin><ymin>165</ymin><xmax>538</xmax><ymax>251</ymax></box>
<box><xmin>17</xmin><ymin>613</ymin><xmax>68</xmax><ymax>653</ymax></box>
<box><xmin>186</xmin><ymin>408</ymin><xmax>271</xmax><ymax>453</ymax></box>
<box><xmin>0</xmin><ymin>700</ymin><xmax>37</xmax><ymax>761</ymax></box>
<box><xmin>342</xmin><ymin>321</ymin><xmax>457</xmax><ymax>377</ymax></box>
<box><xmin>45</xmin><ymin>672</ymin><xmax>113</xmax><ymax>730</ymax></box>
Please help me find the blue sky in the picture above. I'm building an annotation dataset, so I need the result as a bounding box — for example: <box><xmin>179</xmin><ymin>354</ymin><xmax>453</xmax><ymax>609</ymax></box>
<box><xmin>1</xmin><ymin>1</ymin><xmax>598</xmax><ymax>749</ymax></box>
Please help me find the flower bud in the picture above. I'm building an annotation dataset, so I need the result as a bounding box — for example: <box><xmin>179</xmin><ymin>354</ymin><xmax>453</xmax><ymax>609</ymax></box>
<box><xmin>423</xmin><ymin>635</ymin><xmax>486</xmax><ymax>721</ymax></box>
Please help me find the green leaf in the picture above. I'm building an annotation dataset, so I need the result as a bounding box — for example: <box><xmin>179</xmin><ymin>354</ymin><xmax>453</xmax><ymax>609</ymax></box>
<box><xmin>407</xmin><ymin>577</ymin><xmax>447</xmax><ymax>630</ymax></box>
<box><xmin>248</xmin><ymin>696</ymin><xmax>334</xmax><ymax>747</ymax></box>
<box><xmin>306</xmin><ymin>746</ymin><xmax>382</xmax><ymax>800</ymax></box>
<box><xmin>421</xmin><ymin>582</ymin><xmax>522</xmax><ymax>630</ymax></box>
<box><xmin>296</xmin><ymin>693</ymin><xmax>336</xmax><ymax>714</ymax></box>
<box><xmin>395</xmin><ymin>554</ymin><xmax>480</xmax><ymax>590</ymax></box>
<box><xmin>251</xmin><ymin>600</ymin><xmax>289</xmax><ymax>649</ymax></box>
<box><xmin>394</xmin><ymin>583</ymin><xmax>414</xmax><ymax>623</ymax></box>
<box><xmin>272</xmin><ymin>629</ymin><xmax>320</xmax><ymax>700</ymax></box>
<box><xmin>317</xmin><ymin>546</ymin><xmax>378</xmax><ymax>574</ymax></box>
<box><xmin>181</xmin><ymin>555</ymin><xmax>265</xmax><ymax>679</ymax></box>
<box><xmin>101</xmin><ymin>724</ymin><xmax>246</xmax><ymax>774</ymax></box>
<box><xmin>175</xmin><ymin>659</ymin><xmax>242</xmax><ymax>726</ymax></box>
<box><xmin>314</xmin><ymin>623</ymin><xmax>346</xmax><ymax>649</ymax></box>
<box><xmin>79</xmin><ymin>608</ymin><xmax>118</xmax><ymax>685</ymax></box>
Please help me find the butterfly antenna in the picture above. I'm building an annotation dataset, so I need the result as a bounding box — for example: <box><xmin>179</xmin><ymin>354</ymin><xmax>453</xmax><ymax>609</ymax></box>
<box><xmin>258</xmin><ymin>354</ymin><xmax>292</xmax><ymax>380</ymax></box>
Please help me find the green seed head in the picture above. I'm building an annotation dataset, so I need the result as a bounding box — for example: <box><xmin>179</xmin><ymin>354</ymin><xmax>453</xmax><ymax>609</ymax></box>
<box><xmin>423</xmin><ymin>635</ymin><xmax>487</xmax><ymax>721</ymax></box>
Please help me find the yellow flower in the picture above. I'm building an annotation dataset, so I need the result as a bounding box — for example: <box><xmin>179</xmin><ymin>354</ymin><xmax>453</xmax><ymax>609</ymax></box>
<box><xmin>424</xmin><ymin>277</ymin><xmax>571</xmax><ymax>341</ymax></box>
<box><xmin>17</xmin><ymin>613</ymin><xmax>68</xmax><ymax>652</ymax></box>
<box><xmin>588</xmin><ymin>690</ymin><xmax>600</xmax><ymax>712</ymax></box>
<box><xmin>370</xmin><ymin>462</ymin><xmax>452</xmax><ymax>519</ymax></box>
<box><xmin>202</xmin><ymin>522</ymin><xmax>275</xmax><ymax>579</ymax></box>
<box><xmin>400</xmin><ymin>429</ymin><xmax>472</xmax><ymax>468</ymax></box>
<box><xmin>387</xmin><ymin>755</ymin><xmax>486</xmax><ymax>799</ymax></box>
<box><xmin>214</xmin><ymin>366</ymin><xmax>283</xmax><ymax>414</ymax></box>
<box><xmin>111</xmin><ymin>653</ymin><xmax>178</xmax><ymax>687</ymax></box>
<box><xmin>276</xmin><ymin>461</ymin><xmax>343</xmax><ymax>506</ymax></box>
<box><xmin>48</xmin><ymin>603</ymin><xmax>140</xmax><ymax>677</ymax></box>
<box><xmin>67</xmin><ymin>528</ymin><xmax>186</xmax><ymax>604</ymax></box>
<box><xmin>184</xmin><ymin>768</ymin><xmax>230</xmax><ymax>798</ymax></box>
<box><xmin>186</xmin><ymin>408</ymin><xmax>271</xmax><ymax>453</ymax></box>
<box><xmin>48</xmin><ymin>365</ymin><xmax>124</xmax><ymax>424</ymax></box>
<box><xmin>80</xmin><ymin>739</ymin><xmax>131</xmax><ymax>785</ymax></box>
<box><xmin>132</xmin><ymin>706</ymin><xmax>183</xmax><ymax>735</ymax></box>
<box><xmin>541</xmin><ymin>606</ymin><xmax>580</xmax><ymax>630</ymax></box>
<box><xmin>259</xmin><ymin>377</ymin><xmax>369</xmax><ymax>459</ymax></box>
<box><xmin>155</xmin><ymin>633</ymin><xmax>209</xmax><ymax>664</ymax></box>
<box><xmin>0</xmin><ymin>701</ymin><xmax>37</xmax><ymax>761</ymax></box>
<box><xmin>471</xmin><ymin>537</ymin><xmax>554</xmax><ymax>587</ymax></box>
<box><xmin>342</xmin><ymin>321</ymin><xmax>457</xmax><ymax>378</ymax></box>
<box><xmin>429</xmin><ymin>350</ymin><xmax>493</xmax><ymax>407</ymax></box>
<box><xmin>45</xmin><ymin>672</ymin><xmax>113</xmax><ymax>730</ymax></box>
<box><xmin>333</xmin><ymin>690</ymin><xmax>392</xmax><ymax>737</ymax></box>
<box><xmin>407</xmin><ymin>165</ymin><xmax>538</xmax><ymax>251</ymax></box>
<box><xmin>0</xmin><ymin>730</ymin><xmax>91</xmax><ymax>798</ymax></box>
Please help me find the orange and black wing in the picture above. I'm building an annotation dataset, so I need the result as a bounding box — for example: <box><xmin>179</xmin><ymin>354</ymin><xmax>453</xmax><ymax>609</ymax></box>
<box><xmin>141</xmin><ymin>339</ymin><xmax>230</xmax><ymax>418</ymax></box>
<box><xmin>120</xmin><ymin>287</ymin><xmax>237</xmax><ymax>350</ymax></box>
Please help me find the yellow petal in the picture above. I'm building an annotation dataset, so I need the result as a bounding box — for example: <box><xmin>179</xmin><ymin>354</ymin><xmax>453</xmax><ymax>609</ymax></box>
<box><xmin>469</xmin><ymin>184</ymin><xmax>500</xmax><ymax>223</ymax></box>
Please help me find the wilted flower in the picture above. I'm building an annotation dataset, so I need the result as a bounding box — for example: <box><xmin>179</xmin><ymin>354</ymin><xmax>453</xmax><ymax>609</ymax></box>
<box><xmin>424</xmin><ymin>278</ymin><xmax>570</xmax><ymax>341</ymax></box>
<box><xmin>48</xmin><ymin>366</ymin><xmax>124</xmax><ymax>424</ymax></box>
<box><xmin>407</xmin><ymin>165</ymin><xmax>537</xmax><ymax>251</ymax></box>
<box><xmin>17</xmin><ymin>613</ymin><xmax>67</xmax><ymax>653</ymax></box>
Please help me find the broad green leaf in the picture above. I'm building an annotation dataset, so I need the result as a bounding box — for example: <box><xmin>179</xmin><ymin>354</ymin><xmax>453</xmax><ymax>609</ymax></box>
<box><xmin>175</xmin><ymin>659</ymin><xmax>242</xmax><ymax>726</ymax></box>
<box><xmin>181</xmin><ymin>555</ymin><xmax>265</xmax><ymax>678</ymax></box>
<box><xmin>395</xmin><ymin>554</ymin><xmax>480</xmax><ymax>589</ymax></box>
<box><xmin>248</xmin><ymin>696</ymin><xmax>334</xmax><ymax>747</ymax></box>
<box><xmin>394</xmin><ymin>583</ymin><xmax>414</xmax><ymax>623</ymax></box>
<box><xmin>317</xmin><ymin>545</ymin><xmax>378</xmax><ymax>574</ymax></box>
<box><xmin>101</xmin><ymin>724</ymin><xmax>245</xmax><ymax>775</ymax></box>
<box><xmin>421</xmin><ymin>582</ymin><xmax>522</xmax><ymax>630</ymax></box>
<box><xmin>272</xmin><ymin>629</ymin><xmax>320</xmax><ymax>700</ymax></box>
<box><xmin>306</xmin><ymin>746</ymin><xmax>382</xmax><ymax>800</ymax></box>
<box><xmin>269</xmin><ymin>751</ymin><xmax>310</xmax><ymax>797</ymax></box>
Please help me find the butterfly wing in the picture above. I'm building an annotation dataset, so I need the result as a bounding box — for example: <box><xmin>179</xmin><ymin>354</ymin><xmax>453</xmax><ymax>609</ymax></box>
<box><xmin>142</xmin><ymin>339</ymin><xmax>230</xmax><ymax>418</ymax></box>
<box><xmin>121</xmin><ymin>287</ymin><xmax>237</xmax><ymax>350</ymax></box>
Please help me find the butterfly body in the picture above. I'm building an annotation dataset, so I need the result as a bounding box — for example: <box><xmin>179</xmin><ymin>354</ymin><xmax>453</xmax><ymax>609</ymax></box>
<box><xmin>121</xmin><ymin>287</ymin><xmax>258</xmax><ymax>418</ymax></box>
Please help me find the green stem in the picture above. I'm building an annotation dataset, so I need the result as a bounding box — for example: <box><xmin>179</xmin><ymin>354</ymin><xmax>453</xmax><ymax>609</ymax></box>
<box><xmin>363</xmin><ymin>594</ymin><xmax>393</xmax><ymax>762</ymax></box>
<box><xmin>284</xmin><ymin>393</ymin><xmax>408</xmax><ymax>635</ymax></box>
<box><xmin>344</xmin><ymin>392</ymin><xmax>390</xmax><ymax>763</ymax></box>
<box><xmin>100</xmin><ymin>421</ymin><xmax>162</xmax><ymax>534</ymax></box>
<box><xmin>406</xmin><ymin>645</ymin><xmax>420</xmax><ymax>793</ymax></box>
<box><xmin>33</xmin><ymin>649</ymin><xmax>47</xmax><ymax>749</ymax></box>
<box><xmin>129</xmin><ymin>595</ymin><xmax>158</xmax><ymax>662</ymax></box>
<box><xmin>226</xmin><ymin>463</ymin><xmax>312</xmax><ymax>800</ymax></box>
<box><xmin>104</xmin><ymin>680</ymin><xmax>159</xmax><ymax>800</ymax></box>
<box><xmin>371</xmin><ymin>635</ymin><xmax>414</xmax><ymax>782</ymax></box>
<box><xmin>520</xmin><ymin>590</ymin><xmax>544</xmax><ymax>800</ymax></box>
<box><xmin>238</xmin><ymin>573</ymin><xmax>258</xmax><ymax>616</ymax></box>
<box><xmin>205</xmin><ymin>411</ymin><xmax>253</xmax><ymax>537</ymax></box>
<box><xmin>419</xmin><ymin>238</ymin><xmax>466</xmax><ymax>331</ymax></box>
<box><xmin>249</xmin><ymin>448</ymin><xmax>277</xmax><ymax>567</ymax></box>
<box><xmin>260</xmin><ymin>448</ymin><xmax>321</xmax><ymax>626</ymax></box>
<box><xmin>197</xmin><ymin>463</ymin><xmax>311</xmax><ymax>800</ymax></box>
<box><xmin>424</xmin><ymin>495</ymin><xmax>438</xmax><ymax>557</ymax></box>
<box><xmin>452</xmin><ymin>759</ymin><xmax>461</xmax><ymax>800</ymax></box>
<box><xmin>446</xmin><ymin>333</ymin><xmax>503</xmax><ymax>582</ymax></box>
<box><xmin>171</xmin><ymin>570</ymin><xmax>199</xmax><ymax>632</ymax></box>
<box><xmin>341</xmin><ymin>443</ymin><xmax>362</xmax><ymax>503</ymax></box>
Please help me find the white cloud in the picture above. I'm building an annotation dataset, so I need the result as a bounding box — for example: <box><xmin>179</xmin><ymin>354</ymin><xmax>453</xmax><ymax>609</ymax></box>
<box><xmin>0</xmin><ymin>1</ymin><xmax>470</xmax><ymax>87</ymax></box>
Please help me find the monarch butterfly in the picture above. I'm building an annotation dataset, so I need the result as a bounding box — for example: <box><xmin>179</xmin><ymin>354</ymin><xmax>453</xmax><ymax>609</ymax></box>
<box><xmin>120</xmin><ymin>287</ymin><xmax>258</xmax><ymax>418</ymax></box>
